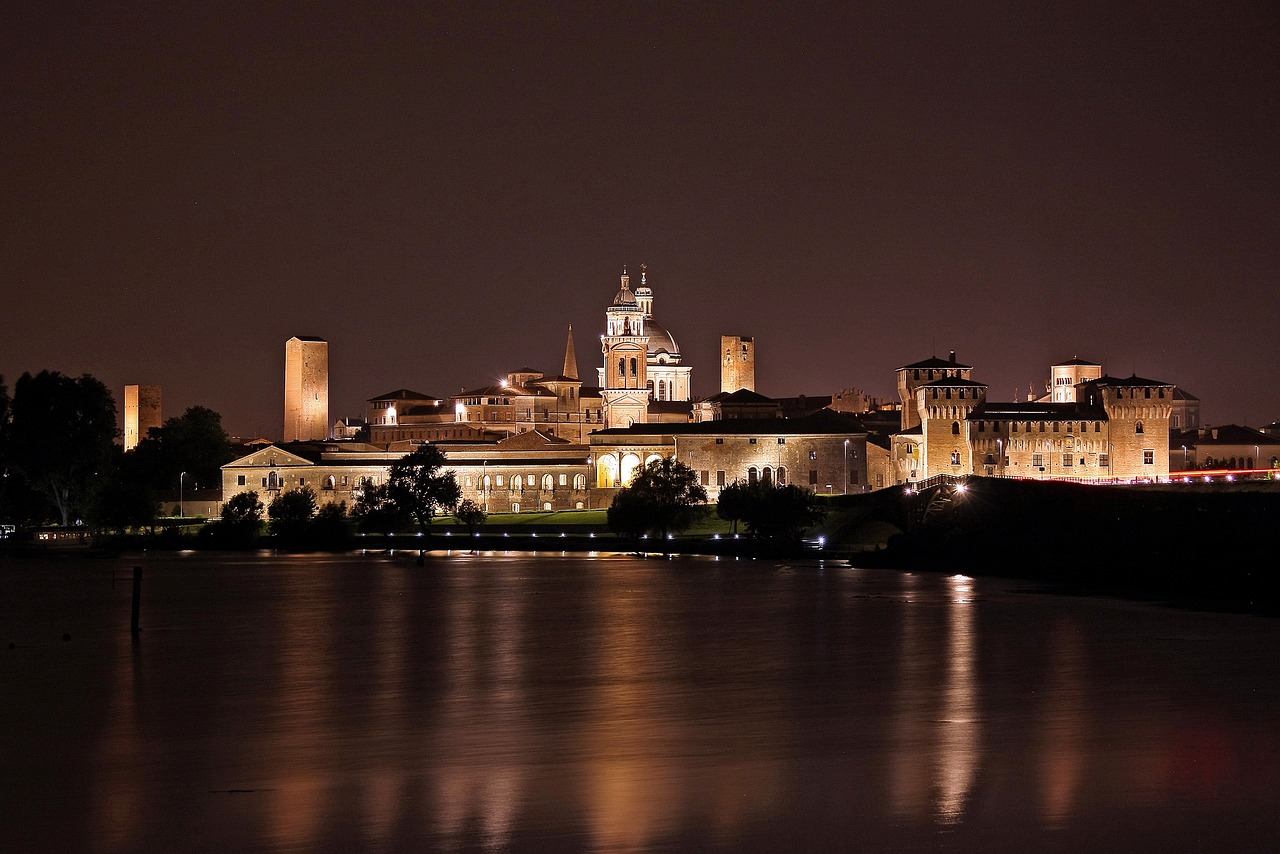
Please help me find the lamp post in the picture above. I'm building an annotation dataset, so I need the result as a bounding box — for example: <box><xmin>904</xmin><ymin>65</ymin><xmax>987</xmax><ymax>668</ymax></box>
<box><xmin>179</xmin><ymin>471</ymin><xmax>186</xmax><ymax>520</ymax></box>
<box><xmin>997</xmin><ymin>438</ymin><xmax>1004</xmax><ymax>477</ymax></box>
<box><xmin>843</xmin><ymin>439</ymin><xmax>849</xmax><ymax>495</ymax></box>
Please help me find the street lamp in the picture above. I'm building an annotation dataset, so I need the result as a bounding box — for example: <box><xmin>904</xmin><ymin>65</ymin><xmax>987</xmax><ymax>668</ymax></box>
<box><xmin>179</xmin><ymin>471</ymin><xmax>187</xmax><ymax>519</ymax></box>
<box><xmin>843</xmin><ymin>439</ymin><xmax>849</xmax><ymax>495</ymax></box>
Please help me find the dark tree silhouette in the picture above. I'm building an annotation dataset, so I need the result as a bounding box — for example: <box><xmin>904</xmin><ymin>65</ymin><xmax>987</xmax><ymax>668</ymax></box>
<box><xmin>607</xmin><ymin>456</ymin><xmax>707</xmax><ymax>541</ymax></box>
<box><xmin>387</xmin><ymin>445</ymin><xmax>461</xmax><ymax>532</ymax></box>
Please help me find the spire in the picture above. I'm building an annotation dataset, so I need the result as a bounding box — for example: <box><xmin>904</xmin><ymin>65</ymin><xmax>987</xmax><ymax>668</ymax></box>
<box><xmin>562</xmin><ymin>323</ymin><xmax>579</xmax><ymax>380</ymax></box>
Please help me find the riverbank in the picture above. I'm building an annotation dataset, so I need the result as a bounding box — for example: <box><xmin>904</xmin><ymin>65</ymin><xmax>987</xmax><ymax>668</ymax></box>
<box><xmin>849</xmin><ymin>476</ymin><xmax>1280</xmax><ymax>611</ymax></box>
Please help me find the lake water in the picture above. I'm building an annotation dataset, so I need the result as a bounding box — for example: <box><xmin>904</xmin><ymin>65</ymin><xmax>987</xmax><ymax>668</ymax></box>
<box><xmin>3</xmin><ymin>551</ymin><xmax>1279</xmax><ymax>852</ymax></box>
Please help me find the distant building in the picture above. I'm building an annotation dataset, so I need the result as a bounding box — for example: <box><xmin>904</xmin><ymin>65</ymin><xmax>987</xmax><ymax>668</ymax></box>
<box><xmin>589</xmin><ymin>409</ymin><xmax>872</xmax><ymax>499</ymax></box>
<box><xmin>284</xmin><ymin>336</ymin><xmax>328</xmax><ymax>442</ymax></box>
<box><xmin>720</xmin><ymin>335</ymin><xmax>755</xmax><ymax>393</ymax></box>
<box><xmin>890</xmin><ymin>353</ymin><xmax>1178</xmax><ymax>483</ymax></box>
<box><xmin>597</xmin><ymin>267</ymin><xmax>692</xmax><ymax>428</ymax></box>
<box><xmin>221</xmin><ymin>432</ymin><xmax>592</xmax><ymax>514</ymax></box>
<box><xmin>123</xmin><ymin>384</ymin><xmax>162</xmax><ymax>451</ymax></box>
<box><xmin>1170</xmin><ymin>424</ymin><xmax>1280</xmax><ymax>472</ymax></box>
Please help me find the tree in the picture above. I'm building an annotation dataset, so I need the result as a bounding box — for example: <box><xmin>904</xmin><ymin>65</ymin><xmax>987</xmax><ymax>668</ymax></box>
<box><xmin>268</xmin><ymin>486</ymin><xmax>317</xmax><ymax>546</ymax></box>
<box><xmin>386</xmin><ymin>445</ymin><xmax>461</xmax><ymax>532</ymax></box>
<box><xmin>8</xmin><ymin>371</ymin><xmax>118</xmax><ymax>526</ymax></box>
<box><xmin>720</xmin><ymin>480</ymin><xmax>827</xmax><ymax>540</ymax></box>
<box><xmin>607</xmin><ymin>456</ymin><xmax>707</xmax><ymax>541</ymax></box>
<box><xmin>88</xmin><ymin>455</ymin><xmax>159</xmax><ymax>534</ymax></box>
<box><xmin>131</xmin><ymin>405</ymin><xmax>234</xmax><ymax>491</ymax></box>
<box><xmin>219</xmin><ymin>490</ymin><xmax>264</xmax><ymax>544</ymax></box>
<box><xmin>351</xmin><ymin>481</ymin><xmax>412</xmax><ymax>533</ymax></box>
<box><xmin>455</xmin><ymin>498</ymin><xmax>487</xmax><ymax>535</ymax></box>
<box><xmin>311</xmin><ymin>501</ymin><xmax>353</xmax><ymax>550</ymax></box>
<box><xmin>715</xmin><ymin>479</ymin><xmax>753</xmax><ymax>535</ymax></box>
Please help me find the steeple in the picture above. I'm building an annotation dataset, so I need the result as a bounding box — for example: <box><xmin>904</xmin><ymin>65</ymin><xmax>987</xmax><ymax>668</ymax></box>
<box><xmin>562</xmin><ymin>323</ymin><xmax>579</xmax><ymax>380</ymax></box>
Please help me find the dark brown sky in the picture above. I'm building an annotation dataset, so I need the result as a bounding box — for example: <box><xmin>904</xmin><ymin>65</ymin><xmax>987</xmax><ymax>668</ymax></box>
<box><xmin>4</xmin><ymin>1</ymin><xmax>1277</xmax><ymax>437</ymax></box>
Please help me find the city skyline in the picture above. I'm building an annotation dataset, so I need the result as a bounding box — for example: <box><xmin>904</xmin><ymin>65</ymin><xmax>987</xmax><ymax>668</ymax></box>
<box><xmin>4</xmin><ymin>3</ymin><xmax>1277</xmax><ymax>436</ymax></box>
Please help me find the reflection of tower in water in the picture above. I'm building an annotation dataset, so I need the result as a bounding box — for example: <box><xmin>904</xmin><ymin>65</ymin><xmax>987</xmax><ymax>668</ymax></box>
<box><xmin>889</xmin><ymin>574</ymin><xmax>984</xmax><ymax>823</ymax></box>
<box><xmin>1038</xmin><ymin>619</ymin><xmax>1087</xmax><ymax>828</ymax></box>
<box><xmin>935</xmin><ymin>574</ymin><xmax>982</xmax><ymax>824</ymax></box>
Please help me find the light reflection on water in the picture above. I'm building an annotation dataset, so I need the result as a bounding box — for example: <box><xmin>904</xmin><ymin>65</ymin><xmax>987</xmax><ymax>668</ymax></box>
<box><xmin>5</xmin><ymin>553</ymin><xmax>1280</xmax><ymax>851</ymax></box>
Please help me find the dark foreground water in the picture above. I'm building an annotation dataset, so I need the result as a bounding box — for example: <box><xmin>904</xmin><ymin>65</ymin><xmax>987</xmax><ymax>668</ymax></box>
<box><xmin>3</xmin><ymin>552</ymin><xmax>1280</xmax><ymax>852</ymax></box>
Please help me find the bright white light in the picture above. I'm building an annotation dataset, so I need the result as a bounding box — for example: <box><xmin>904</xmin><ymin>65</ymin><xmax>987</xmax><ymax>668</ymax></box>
<box><xmin>818</xmin><ymin>536</ymin><xmax>826</xmax><ymax>546</ymax></box>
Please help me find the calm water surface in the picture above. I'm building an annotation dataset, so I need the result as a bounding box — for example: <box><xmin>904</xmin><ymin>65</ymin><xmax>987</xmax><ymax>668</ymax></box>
<box><xmin>3</xmin><ymin>551</ymin><xmax>1279</xmax><ymax>852</ymax></box>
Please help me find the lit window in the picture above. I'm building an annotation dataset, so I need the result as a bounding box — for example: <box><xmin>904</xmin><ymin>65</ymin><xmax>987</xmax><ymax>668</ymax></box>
<box><xmin>809</xmin><ymin>450</ymin><xmax>818</xmax><ymax>460</ymax></box>
<box><xmin>1143</xmin><ymin>449</ymin><xmax>1154</xmax><ymax>465</ymax></box>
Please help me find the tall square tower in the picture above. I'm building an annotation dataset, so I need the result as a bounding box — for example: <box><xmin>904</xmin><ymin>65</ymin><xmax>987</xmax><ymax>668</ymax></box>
<box><xmin>284</xmin><ymin>336</ymin><xmax>329</xmax><ymax>441</ymax></box>
<box><xmin>123</xmin><ymin>384</ymin><xmax>162</xmax><ymax>451</ymax></box>
<box><xmin>720</xmin><ymin>335</ymin><xmax>755</xmax><ymax>393</ymax></box>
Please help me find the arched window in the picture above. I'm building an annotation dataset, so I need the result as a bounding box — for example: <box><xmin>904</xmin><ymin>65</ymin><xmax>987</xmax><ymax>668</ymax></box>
<box><xmin>511</xmin><ymin>502</ymin><xmax>520</xmax><ymax>513</ymax></box>
<box><xmin>267</xmin><ymin>471</ymin><xmax>279</xmax><ymax>490</ymax></box>
<box><xmin>748</xmin><ymin>467</ymin><xmax>759</xmax><ymax>484</ymax></box>
<box><xmin>325</xmin><ymin>475</ymin><xmax>335</xmax><ymax>490</ymax></box>
<box><xmin>777</xmin><ymin>466</ymin><xmax>787</xmax><ymax>484</ymax></box>
<box><xmin>762</xmin><ymin>466</ymin><xmax>773</xmax><ymax>484</ymax></box>
<box><xmin>482</xmin><ymin>475</ymin><xmax>492</xmax><ymax>490</ymax></box>
<box><xmin>952</xmin><ymin>421</ymin><xmax>960</xmax><ymax>435</ymax></box>
<box><xmin>1136</xmin><ymin>421</ymin><xmax>1144</xmax><ymax>434</ymax></box>
<box><xmin>657</xmin><ymin>379</ymin><xmax>666</xmax><ymax>400</ymax></box>
<box><xmin>597</xmin><ymin>455</ymin><xmax>618</xmax><ymax>488</ymax></box>
<box><xmin>951</xmin><ymin>451</ymin><xmax>961</xmax><ymax>466</ymax></box>
<box><xmin>630</xmin><ymin>358</ymin><xmax>638</xmax><ymax>377</ymax></box>
<box><xmin>646</xmin><ymin>380</ymin><xmax>654</xmax><ymax>394</ymax></box>
<box><xmin>620</xmin><ymin>453</ymin><xmax>641</xmax><ymax>484</ymax></box>
<box><xmin>573</xmin><ymin>474</ymin><xmax>586</xmax><ymax>490</ymax></box>
<box><xmin>1247</xmin><ymin>457</ymin><xmax>1255</xmax><ymax>469</ymax></box>
<box><xmin>542</xmin><ymin>474</ymin><xmax>554</xmax><ymax>491</ymax></box>
<box><xmin>618</xmin><ymin>358</ymin><xmax>625</xmax><ymax>377</ymax></box>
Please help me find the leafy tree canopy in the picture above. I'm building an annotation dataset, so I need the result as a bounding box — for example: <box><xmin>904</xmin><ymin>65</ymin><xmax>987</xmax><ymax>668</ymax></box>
<box><xmin>8</xmin><ymin>371</ymin><xmax>117</xmax><ymax>525</ymax></box>
<box><xmin>268</xmin><ymin>486</ymin><xmax>317</xmax><ymax>544</ymax></box>
<box><xmin>455</xmin><ymin>498</ymin><xmax>487</xmax><ymax>534</ymax></box>
<box><xmin>387</xmin><ymin>444</ymin><xmax>461</xmax><ymax>532</ymax></box>
<box><xmin>351</xmin><ymin>481</ymin><xmax>413</xmax><ymax>533</ymax></box>
<box><xmin>132</xmin><ymin>405</ymin><xmax>234</xmax><ymax>490</ymax></box>
<box><xmin>607</xmin><ymin>456</ymin><xmax>707</xmax><ymax>541</ymax></box>
<box><xmin>717</xmin><ymin>479</ymin><xmax>827</xmax><ymax>540</ymax></box>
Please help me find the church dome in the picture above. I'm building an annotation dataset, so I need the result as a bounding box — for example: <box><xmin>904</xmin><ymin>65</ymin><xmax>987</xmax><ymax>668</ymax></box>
<box><xmin>646</xmin><ymin>320</ymin><xmax>679</xmax><ymax>355</ymax></box>
<box><xmin>613</xmin><ymin>285</ymin><xmax>636</xmax><ymax>305</ymax></box>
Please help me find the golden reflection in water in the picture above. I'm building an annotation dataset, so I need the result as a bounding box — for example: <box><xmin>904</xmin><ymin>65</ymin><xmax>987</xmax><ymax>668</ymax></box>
<box><xmin>268</xmin><ymin>569</ymin><xmax>339</xmax><ymax>850</ymax></box>
<box><xmin>361</xmin><ymin>568</ymin><xmax>410</xmax><ymax>844</ymax></box>
<box><xmin>431</xmin><ymin>567</ymin><xmax>524</xmax><ymax>850</ymax></box>
<box><xmin>91</xmin><ymin>628</ymin><xmax>143</xmax><ymax>852</ymax></box>
<box><xmin>889</xmin><ymin>573</ymin><xmax>930</xmax><ymax>818</ymax></box>
<box><xmin>581</xmin><ymin>575</ymin><xmax>787</xmax><ymax>850</ymax></box>
<box><xmin>1038</xmin><ymin>619</ymin><xmax>1086</xmax><ymax>828</ymax></box>
<box><xmin>935</xmin><ymin>575</ymin><xmax>981</xmax><ymax>824</ymax></box>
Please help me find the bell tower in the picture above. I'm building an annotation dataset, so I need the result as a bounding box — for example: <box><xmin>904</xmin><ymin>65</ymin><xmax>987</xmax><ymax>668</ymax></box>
<box><xmin>600</xmin><ymin>268</ymin><xmax>650</xmax><ymax>428</ymax></box>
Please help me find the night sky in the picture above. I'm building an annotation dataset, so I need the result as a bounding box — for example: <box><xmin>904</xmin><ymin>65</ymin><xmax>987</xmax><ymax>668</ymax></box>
<box><xmin>4</xmin><ymin>2</ymin><xmax>1277</xmax><ymax>438</ymax></box>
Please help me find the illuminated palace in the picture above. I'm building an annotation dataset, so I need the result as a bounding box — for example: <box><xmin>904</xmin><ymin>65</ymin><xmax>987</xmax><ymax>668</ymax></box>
<box><xmin>889</xmin><ymin>353</ymin><xmax>1178</xmax><ymax>484</ymax></box>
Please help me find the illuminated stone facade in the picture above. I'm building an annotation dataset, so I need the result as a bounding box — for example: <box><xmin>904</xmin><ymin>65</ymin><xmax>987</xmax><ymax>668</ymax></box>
<box><xmin>284</xmin><ymin>336</ymin><xmax>329</xmax><ymax>442</ymax></box>
<box><xmin>890</xmin><ymin>354</ymin><xmax>1175</xmax><ymax>484</ymax></box>
<box><xmin>598</xmin><ymin>268</ymin><xmax>692</xmax><ymax>428</ymax></box>
<box><xmin>221</xmin><ymin>431</ymin><xmax>592</xmax><ymax>514</ymax></box>
<box><xmin>589</xmin><ymin>410</ymin><xmax>871</xmax><ymax>499</ymax></box>
<box><xmin>720</xmin><ymin>335</ymin><xmax>755</xmax><ymax>393</ymax></box>
<box><xmin>123</xmin><ymin>384</ymin><xmax>162</xmax><ymax>451</ymax></box>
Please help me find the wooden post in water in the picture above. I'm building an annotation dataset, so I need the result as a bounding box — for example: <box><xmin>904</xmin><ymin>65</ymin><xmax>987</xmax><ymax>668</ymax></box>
<box><xmin>130</xmin><ymin>566</ymin><xmax>142</xmax><ymax>638</ymax></box>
